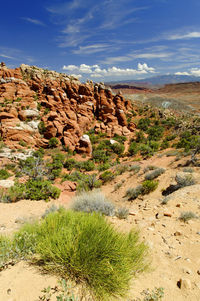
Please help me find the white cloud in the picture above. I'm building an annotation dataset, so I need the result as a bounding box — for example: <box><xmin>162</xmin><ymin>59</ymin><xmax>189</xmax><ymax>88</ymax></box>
<box><xmin>190</xmin><ymin>68</ymin><xmax>200</xmax><ymax>76</ymax></box>
<box><xmin>71</xmin><ymin>74</ymin><xmax>82</xmax><ymax>79</ymax></box>
<box><xmin>62</xmin><ymin>63</ymin><xmax>155</xmax><ymax>79</ymax></box>
<box><xmin>175</xmin><ymin>72</ymin><xmax>190</xmax><ymax>76</ymax></box>
<box><xmin>73</xmin><ymin>44</ymin><xmax>110</xmax><ymax>55</ymax></box>
<box><xmin>175</xmin><ymin>68</ymin><xmax>200</xmax><ymax>77</ymax></box>
<box><xmin>167</xmin><ymin>31</ymin><xmax>200</xmax><ymax>40</ymax></box>
<box><xmin>22</xmin><ymin>17</ymin><xmax>45</xmax><ymax>26</ymax></box>
<box><xmin>0</xmin><ymin>53</ymin><xmax>15</xmax><ymax>59</ymax></box>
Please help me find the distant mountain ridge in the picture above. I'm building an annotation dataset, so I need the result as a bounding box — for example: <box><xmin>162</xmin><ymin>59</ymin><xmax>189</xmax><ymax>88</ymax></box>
<box><xmin>106</xmin><ymin>74</ymin><xmax>200</xmax><ymax>88</ymax></box>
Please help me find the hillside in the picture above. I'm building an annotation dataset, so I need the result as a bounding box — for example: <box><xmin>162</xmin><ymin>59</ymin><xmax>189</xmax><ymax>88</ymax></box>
<box><xmin>0</xmin><ymin>63</ymin><xmax>200</xmax><ymax>301</ymax></box>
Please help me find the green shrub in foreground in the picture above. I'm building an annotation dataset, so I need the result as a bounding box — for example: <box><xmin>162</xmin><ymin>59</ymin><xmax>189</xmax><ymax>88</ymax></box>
<box><xmin>8</xmin><ymin>210</ymin><xmax>148</xmax><ymax>300</ymax></box>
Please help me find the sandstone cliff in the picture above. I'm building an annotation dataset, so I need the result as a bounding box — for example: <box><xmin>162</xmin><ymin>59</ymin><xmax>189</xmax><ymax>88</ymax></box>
<box><xmin>0</xmin><ymin>63</ymin><xmax>134</xmax><ymax>152</ymax></box>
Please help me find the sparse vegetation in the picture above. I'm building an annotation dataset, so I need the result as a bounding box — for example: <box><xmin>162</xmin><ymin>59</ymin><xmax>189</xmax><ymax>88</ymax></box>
<box><xmin>0</xmin><ymin>210</ymin><xmax>148</xmax><ymax>300</ymax></box>
<box><xmin>179</xmin><ymin>211</ymin><xmax>198</xmax><ymax>223</ymax></box>
<box><xmin>145</xmin><ymin>168</ymin><xmax>165</xmax><ymax>180</ymax></box>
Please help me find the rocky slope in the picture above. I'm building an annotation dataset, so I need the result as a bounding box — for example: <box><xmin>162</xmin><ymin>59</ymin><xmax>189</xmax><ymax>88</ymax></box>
<box><xmin>0</xmin><ymin>63</ymin><xmax>133</xmax><ymax>152</ymax></box>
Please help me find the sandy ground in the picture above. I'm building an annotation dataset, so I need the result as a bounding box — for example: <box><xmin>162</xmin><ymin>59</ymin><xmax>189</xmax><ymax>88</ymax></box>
<box><xmin>0</xmin><ymin>154</ymin><xmax>200</xmax><ymax>300</ymax></box>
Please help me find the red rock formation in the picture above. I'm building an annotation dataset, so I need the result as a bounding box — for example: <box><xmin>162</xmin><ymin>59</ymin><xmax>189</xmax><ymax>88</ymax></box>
<box><xmin>0</xmin><ymin>63</ymin><xmax>134</xmax><ymax>151</ymax></box>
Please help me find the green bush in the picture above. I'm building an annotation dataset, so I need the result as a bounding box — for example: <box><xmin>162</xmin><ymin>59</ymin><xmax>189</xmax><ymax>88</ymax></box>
<box><xmin>141</xmin><ymin>180</ymin><xmax>158</xmax><ymax>195</ymax></box>
<box><xmin>97</xmin><ymin>162</ymin><xmax>111</xmax><ymax>171</ymax></box>
<box><xmin>79</xmin><ymin>160</ymin><xmax>95</xmax><ymax>171</ymax></box>
<box><xmin>64</xmin><ymin>158</ymin><xmax>77</xmax><ymax>170</ymax></box>
<box><xmin>128</xmin><ymin>141</ymin><xmax>139</xmax><ymax>156</ymax></box>
<box><xmin>25</xmin><ymin>179</ymin><xmax>61</xmax><ymax>201</ymax></box>
<box><xmin>38</xmin><ymin>121</ymin><xmax>46</xmax><ymax>135</ymax></box>
<box><xmin>10</xmin><ymin>210</ymin><xmax>148</xmax><ymax>299</ymax></box>
<box><xmin>0</xmin><ymin>169</ymin><xmax>11</xmax><ymax>180</ymax></box>
<box><xmin>92</xmin><ymin>149</ymin><xmax>110</xmax><ymax>163</ymax></box>
<box><xmin>137</xmin><ymin>118</ymin><xmax>151</xmax><ymax>131</ymax></box>
<box><xmin>1</xmin><ymin>180</ymin><xmax>60</xmax><ymax>202</ymax></box>
<box><xmin>63</xmin><ymin>172</ymin><xmax>101</xmax><ymax>191</ymax></box>
<box><xmin>113</xmin><ymin>134</ymin><xmax>127</xmax><ymax>144</ymax></box>
<box><xmin>99</xmin><ymin>170</ymin><xmax>115</xmax><ymax>183</ymax></box>
<box><xmin>147</xmin><ymin>126</ymin><xmax>164</xmax><ymax>141</ymax></box>
<box><xmin>48</xmin><ymin>137</ymin><xmax>59</xmax><ymax>148</ymax></box>
<box><xmin>111</xmin><ymin>142</ymin><xmax>125</xmax><ymax>155</ymax></box>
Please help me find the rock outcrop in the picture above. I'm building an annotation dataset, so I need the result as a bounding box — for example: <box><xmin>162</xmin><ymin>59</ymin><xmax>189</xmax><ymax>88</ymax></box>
<box><xmin>0</xmin><ymin>63</ymin><xmax>134</xmax><ymax>151</ymax></box>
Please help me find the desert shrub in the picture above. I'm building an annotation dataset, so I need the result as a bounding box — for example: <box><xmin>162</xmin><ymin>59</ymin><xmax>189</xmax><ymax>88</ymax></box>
<box><xmin>64</xmin><ymin>158</ymin><xmax>77</xmax><ymax>170</ymax></box>
<box><xmin>145</xmin><ymin>168</ymin><xmax>165</xmax><ymax>180</ymax></box>
<box><xmin>0</xmin><ymin>169</ymin><xmax>11</xmax><ymax>180</ymax></box>
<box><xmin>19</xmin><ymin>140</ymin><xmax>27</xmax><ymax>147</ymax></box>
<box><xmin>161</xmin><ymin>117</ymin><xmax>176</xmax><ymax>128</ymax></box>
<box><xmin>79</xmin><ymin>160</ymin><xmax>95</xmax><ymax>171</ymax></box>
<box><xmin>25</xmin><ymin>179</ymin><xmax>61</xmax><ymax>201</ymax></box>
<box><xmin>115</xmin><ymin>164</ymin><xmax>129</xmax><ymax>175</ymax></box>
<box><xmin>133</xmin><ymin>286</ymin><xmax>164</xmax><ymax>301</ymax></box>
<box><xmin>76</xmin><ymin>174</ymin><xmax>102</xmax><ymax>192</ymax></box>
<box><xmin>128</xmin><ymin>141</ymin><xmax>139</xmax><ymax>156</ymax></box>
<box><xmin>38</xmin><ymin>121</ymin><xmax>46</xmax><ymax>135</ymax></box>
<box><xmin>143</xmin><ymin>165</ymin><xmax>157</xmax><ymax>173</ymax></box>
<box><xmin>92</xmin><ymin>149</ymin><xmax>110</xmax><ymax>163</ymax></box>
<box><xmin>141</xmin><ymin>180</ymin><xmax>158</xmax><ymax>195</ymax></box>
<box><xmin>111</xmin><ymin>142</ymin><xmax>125</xmax><ymax>155</ymax></box>
<box><xmin>175</xmin><ymin>173</ymin><xmax>196</xmax><ymax>187</ymax></box>
<box><xmin>97</xmin><ymin>162</ymin><xmax>111</xmax><ymax>171</ymax></box>
<box><xmin>37</xmin><ymin>279</ymin><xmax>78</xmax><ymax>301</ymax></box>
<box><xmin>1</xmin><ymin>180</ymin><xmax>60</xmax><ymax>202</ymax></box>
<box><xmin>1</xmin><ymin>182</ymin><xmax>26</xmax><ymax>203</ymax></box>
<box><xmin>161</xmin><ymin>196</ymin><xmax>170</xmax><ymax>205</ymax></box>
<box><xmin>149</xmin><ymin>140</ymin><xmax>160</xmax><ymax>152</ymax></box>
<box><xmin>113</xmin><ymin>134</ymin><xmax>127</xmax><ymax>144</ymax></box>
<box><xmin>42</xmin><ymin>205</ymin><xmax>61</xmax><ymax>218</ymax></box>
<box><xmin>179</xmin><ymin>211</ymin><xmax>198</xmax><ymax>223</ymax></box>
<box><xmin>114</xmin><ymin>179</ymin><xmax>125</xmax><ymax>191</ymax></box>
<box><xmin>165</xmin><ymin>134</ymin><xmax>176</xmax><ymax>141</ymax></box>
<box><xmin>47</xmin><ymin>156</ymin><xmax>63</xmax><ymax>180</ymax></box>
<box><xmin>48</xmin><ymin>137</ymin><xmax>59</xmax><ymax>148</ymax></box>
<box><xmin>135</xmin><ymin>131</ymin><xmax>145</xmax><ymax>143</ymax></box>
<box><xmin>115</xmin><ymin>207</ymin><xmax>129</xmax><ymax>219</ymax></box>
<box><xmin>139</xmin><ymin>144</ymin><xmax>154</xmax><ymax>158</ymax></box>
<box><xmin>72</xmin><ymin>190</ymin><xmax>115</xmax><ymax>216</ymax></box>
<box><xmin>160</xmin><ymin>140</ymin><xmax>169</xmax><ymax>150</ymax></box>
<box><xmin>63</xmin><ymin>172</ymin><xmax>101</xmax><ymax>191</ymax></box>
<box><xmin>147</xmin><ymin>126</ymin><xmax>164</xmax><ymax>141</ymax></box>
<box><xmin>8</xmin><ymin>210</ymin><xmax>148</xmax><ymax>300</ymax></box>
<box><xmin>137</xmin><ymin>118</ymin><xmax>151</xmax><ymax>131</ymax></box>
<box><xmin>125</xmin><ymin>185</ymin><xmax>143</xmax><ymax>201</ymax></box>
<box><xmin>129</xmin><ymin>164</ymin><xmax>141</xmax><ymax>174</ymax></box>
<box><xmin>183</xmin><ymin>167</ymin><xmax>194</xmax><ymax>173</ymax></box>
<box><xmin>18</xmin><ymin>156</ymin><xmax>45</xmax><ymax>180</ymax></box>
<box><xmin>176</xmin><ymin>132</ymin><xmax>200</xmax><ymax>152</ymax></box>
<box><xmin>99</xmin><ymin>170</ymin><xmax>115</xmax><ymax>183</ymax></box>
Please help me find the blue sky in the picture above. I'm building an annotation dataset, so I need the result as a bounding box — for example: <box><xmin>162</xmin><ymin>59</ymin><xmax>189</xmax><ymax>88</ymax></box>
<box><xmin>1</xmin><ymin>0</ymin><xmax>200</xmax><ymax>81</ymax></box>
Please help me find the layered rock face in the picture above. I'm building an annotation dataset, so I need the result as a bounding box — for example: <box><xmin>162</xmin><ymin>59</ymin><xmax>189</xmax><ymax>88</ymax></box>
<box><xmin>0</xmin><ymin>63</ymin><xmax>134</xmax><ymax>151</ymax></box>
